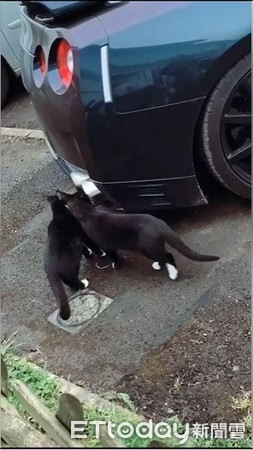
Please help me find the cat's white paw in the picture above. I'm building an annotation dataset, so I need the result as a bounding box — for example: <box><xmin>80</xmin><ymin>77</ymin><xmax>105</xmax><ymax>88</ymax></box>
<box><xmin>81</xmin><ymin>278</ymin><xmax>89</xmax><ymax>288</ymax></box>
<box><xmin>112</xmin><ymin>262</ymin><xmax>116</xmax><ymax>269</ymax></box>
<box><xmin>166</xmin><ymin>264</ymin><xmax>178</xmax><ymax>280</ymax></box>
<box><xmin>152</xmin><ymin>262</ymin><xmax>161</xmax><ymax>271</ymax></box>
<box><xmin>95</xmin><ymin>262</ymin><xmax>111</xmax><ymax>270</ymax></box>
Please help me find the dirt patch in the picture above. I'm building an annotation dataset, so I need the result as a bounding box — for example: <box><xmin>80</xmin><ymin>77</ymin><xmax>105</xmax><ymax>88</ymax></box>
<box><xmin>118</xmin><ymin>285</ymin><xmax>250</xmax><ymax>424</ymax></box>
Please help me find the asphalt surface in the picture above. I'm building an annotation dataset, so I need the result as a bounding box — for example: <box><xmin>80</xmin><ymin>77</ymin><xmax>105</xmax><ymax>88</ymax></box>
<box><xmin>2</xmin><ymin>79</ymin><xmax>40</xmax><ymax>130</ymax></box>
<box><xmin>1</xmin><ymin>122</ymin><xmax>250</xmax><ymax>392</ymax></box>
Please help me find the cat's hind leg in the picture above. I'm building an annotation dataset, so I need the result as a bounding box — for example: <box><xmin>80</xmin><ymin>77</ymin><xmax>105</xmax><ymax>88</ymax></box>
<box><xmin>139</xmin><ymin>238</ymin><xmax>165</xmax><ymax>270</ymax></box>
<box><xmin>139</xmin><ymin>237</ymin><xmax>178</xmax><ymax>280</ymax></box>
<box><xmin>153</xmin><ymin>253</ymin><xmax>178</xmax><ymax>280</ymax></box>
<box><xmin>164</xmin><ymin>252</ymin><xmax>178</xmax><ymax>280</ymax></box>
<box><xmin>152</xmin><ymin>261</ymin><xmax>161</xmax><ymax>271</ymax></box>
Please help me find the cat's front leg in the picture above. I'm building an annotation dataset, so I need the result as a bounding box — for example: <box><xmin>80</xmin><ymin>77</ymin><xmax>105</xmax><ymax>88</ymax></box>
<box><xmin>85</xmin><ymin>240</ymin><xmax>106</xmax><ymax>258</ymax></box>
<box><xmin>96</xmin><ymin>249</ymin><xmax>123</xmax><ymax>269</ymax></box>
<box><xmin>82</xmin><ymin>244</ymin><xmax>93</xmax><ymax>259</ymax></box>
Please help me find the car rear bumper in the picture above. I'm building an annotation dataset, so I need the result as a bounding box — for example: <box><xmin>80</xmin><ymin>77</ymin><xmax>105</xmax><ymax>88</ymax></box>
<box><xmin>48</xmin><ymin>139</ymin><xmax>207</xmax><ymax>211</ymax></box>
<box><xmin>20</xmin><ymin>5</ymin><xmax>208</xmax><ymax>211</ymax></box>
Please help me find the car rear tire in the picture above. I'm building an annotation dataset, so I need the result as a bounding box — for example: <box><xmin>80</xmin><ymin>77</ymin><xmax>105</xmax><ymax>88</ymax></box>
<box><xmin>1</xmin><ymin>60</ymin><xmax>10</xmax><ymax>109</ymax></box>
<box><xmin>201</xmin><ymin>54</ymin><xmax>251</xmax><ymax>199</ymax></box>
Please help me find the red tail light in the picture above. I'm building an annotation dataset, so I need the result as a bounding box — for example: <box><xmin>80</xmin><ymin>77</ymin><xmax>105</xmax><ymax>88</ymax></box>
<box><xmin>39</xmin><ymin>49</ymin><xmax>46</xmax><ymax>75</ymax></box>
<box><xmin>56</xmin><ymin>40</ymin><xmax>73</xmax><ymax>88</ymax></box>
<box><xmin>33</xmin><ymin>46</ymin><xmax>46</xmax><ymax>87</ymax></box>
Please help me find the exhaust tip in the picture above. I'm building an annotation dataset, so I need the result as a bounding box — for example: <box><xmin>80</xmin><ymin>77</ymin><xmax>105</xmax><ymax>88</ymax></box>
<box><xmin>70</xmin><ymin>171</ymin><xmax>101</xmax><ymax>198</ymax></box>
<box><xmin>70</xmin><ymin>171</ymin><xmax>88</xmax><ymax>187</ymax></box>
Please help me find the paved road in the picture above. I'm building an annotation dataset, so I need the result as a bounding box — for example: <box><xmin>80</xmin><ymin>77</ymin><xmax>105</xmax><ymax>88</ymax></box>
<box><xmin>2</xmin><ymin>80</ymin><xmax>40</xmax><ymax>130</ymax></box>
<box><xmin>1</xmin><ymin>134</ymin><xmax>250</xmax><ymax>392</ymax></box>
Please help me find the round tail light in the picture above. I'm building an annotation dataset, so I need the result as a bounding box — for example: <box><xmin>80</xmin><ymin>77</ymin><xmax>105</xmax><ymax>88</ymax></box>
<box><xmin>56</xmin><ymin>40</ymin><xmax>73</xmax><ymax>88</ymax></box>
<box><xmin>33</xmin><ymin>46</ymin><xmax>46</xmax><ymax>87</ymax></box>
<box><xmin>39</xmin><ymin>48</ymin><xmax>46</xmax><ymax>75</ymax></box>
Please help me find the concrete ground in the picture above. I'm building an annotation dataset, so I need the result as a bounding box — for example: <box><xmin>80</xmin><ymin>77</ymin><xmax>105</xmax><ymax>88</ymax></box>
<box><xmin>1</xmin><ymin>80</ymin><xmax>40</xmax><ymax>130</ymax></box>
<box><xmin>1</xmin><ymin>131</ymin><xmax>250</xmax><ymax>391</ymax></box>
<box><xmin>1</xmin><ymin>89</ymin><xmax>251</xmax><ymax>424</ymax></box>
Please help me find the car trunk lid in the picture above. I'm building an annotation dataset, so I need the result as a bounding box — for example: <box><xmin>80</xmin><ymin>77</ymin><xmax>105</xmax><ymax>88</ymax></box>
<box><xmin>20</xmin><ymin>1</ymin><xmax>111</xmax><ymax>27</ymax></box>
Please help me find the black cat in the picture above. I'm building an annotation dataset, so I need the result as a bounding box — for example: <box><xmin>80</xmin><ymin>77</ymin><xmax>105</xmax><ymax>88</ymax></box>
<box><xmin>58</xmin><ymin>189</ymin><xmax>220</xmax><ymax>280</ymax></box>
<box><xmin>44</xmin><ymin>194</ymin><xmax>104</xmax><ymax>320</ymax></box>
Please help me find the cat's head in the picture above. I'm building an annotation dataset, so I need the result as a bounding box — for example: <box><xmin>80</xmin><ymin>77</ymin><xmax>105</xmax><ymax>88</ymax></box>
<box><xmin>46</xmin><ymin>194</ymin><xmax>60</xmax><ymax>205</ymax></box>
<box><xmin>56</xmin><ymin>189</ymin><xmax>92</xmax><ymax>218</ymax></box>
<box><xmin>46</xmin><ymin>190</ymin><xmax>68</xmax><ymax>205</ymax></box>
<box><xmin>46</xmin><ymin>193</ymin><xmax>68</xmax><ymax>214</ymax></box>
<box><xmin>56</xmin><ymin>188</ymin><xmax>92</xmax><ymax>204</ymax></box>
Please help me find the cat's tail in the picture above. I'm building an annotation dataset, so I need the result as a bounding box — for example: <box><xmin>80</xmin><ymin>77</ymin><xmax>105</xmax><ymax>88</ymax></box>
<box><xmin>164</xmin><ymin>228</ymin><xmax>220</xmax><ymax>262</ymax></box>
<box><xmin>47</xmin><ymin>273</ymin><xmax>70</xmax><ymax>320</ymax></box>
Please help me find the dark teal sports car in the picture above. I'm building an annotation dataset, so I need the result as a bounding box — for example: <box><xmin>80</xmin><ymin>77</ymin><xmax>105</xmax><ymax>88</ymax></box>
<box><xmin>20</xmin><ymin>1</ymin><xmax>251</xmax><ymax>210</ymax></box>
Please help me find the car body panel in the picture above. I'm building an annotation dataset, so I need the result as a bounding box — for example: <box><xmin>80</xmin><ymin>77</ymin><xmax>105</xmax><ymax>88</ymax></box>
<box><xmin>1</xmin><ymin>31</ymin><xmax>19</xmax><ymax>73</ymax></box>
<box><xmin>21</xmin><ymin>1</ymin><xmax>102</xmax><ymax>17</ymax></box>
<box><xmin>1</xmin><ymin>1</ymin><xmax>21</xmax><ymax>72</ymax></box>
<box><xmin>77</xmin><ymin>2</ymin><xmax>250</xmax><ymax>187</ymax></box>
<box><xmin>20</xmin><ymin>1</ymin><xmax>250</xmax><ymax>210</ymax></box>
<box><xmin>97</xmin><ymin>1</ymin><xmax>251</xmax><ymax>112</ymax></box>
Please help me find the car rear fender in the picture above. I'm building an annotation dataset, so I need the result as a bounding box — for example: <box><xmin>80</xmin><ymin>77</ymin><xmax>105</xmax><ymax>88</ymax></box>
<box><xmin>196</xmin><ymin>34</ymin><xmax>251</xmax><ymax>99</ymax></box>
<box><xmin>97</xmin><ymin>1</ymin><xmax>250</xmax><ymax>113</ymax></box>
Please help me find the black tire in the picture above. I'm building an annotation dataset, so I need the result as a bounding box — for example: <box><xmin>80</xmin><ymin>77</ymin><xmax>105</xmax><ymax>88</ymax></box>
<box><xmin>1</xmin><ymin>60</ymin><xmax>10</xmax><ymax>109</ymax></box>
<box><xmin>201</xmin><ymin>54</ymin><xmax>251</xmax><ymax>199</ymax></box>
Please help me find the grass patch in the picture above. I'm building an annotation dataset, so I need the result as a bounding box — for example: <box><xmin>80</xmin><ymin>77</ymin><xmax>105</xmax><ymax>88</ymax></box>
<box><xmin>1</xmin><ymin>340</ymin><xmax>251</xmax><ymax>448</ymax></box>
<box><xmin>1</xmin><ymin>337</ymin><xmax>59</xmax><ymax>415</ymax></box>
<box><xmin>232</xmin><ymin>390</ymin><xmax>251</xmax><ymax>436</ymax></box>
<box><xmin>198</xmin><ymin>438</ymin><xmax>252</xmax><ymax>448</ymax></box>
<box><xmin>197</xmin><ymin>391</ymin><xmax>252</xmax><ymax>448</ymax></box>
<box><xmin>1</xmin><ymin>345</ymin><xmax>180</xmax><ymax>447</ymax></box>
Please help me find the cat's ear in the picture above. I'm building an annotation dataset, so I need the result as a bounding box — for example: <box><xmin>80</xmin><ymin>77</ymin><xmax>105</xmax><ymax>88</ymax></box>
<box><xmin>56</xmin><ymin>190</ymin><xmax>64</xmax><ymax>201</ymax></box>
<box><xmin>56</xmin><ymin>190</ymin><xmax>73</xmax><ymax>203</ymax></box>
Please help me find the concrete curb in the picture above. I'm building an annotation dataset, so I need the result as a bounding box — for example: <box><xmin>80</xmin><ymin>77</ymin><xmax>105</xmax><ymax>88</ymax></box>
<box><xmin>1</xmin><ymin>127</ymin><xmax>45</xmax><ymax>140</ymax></box>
